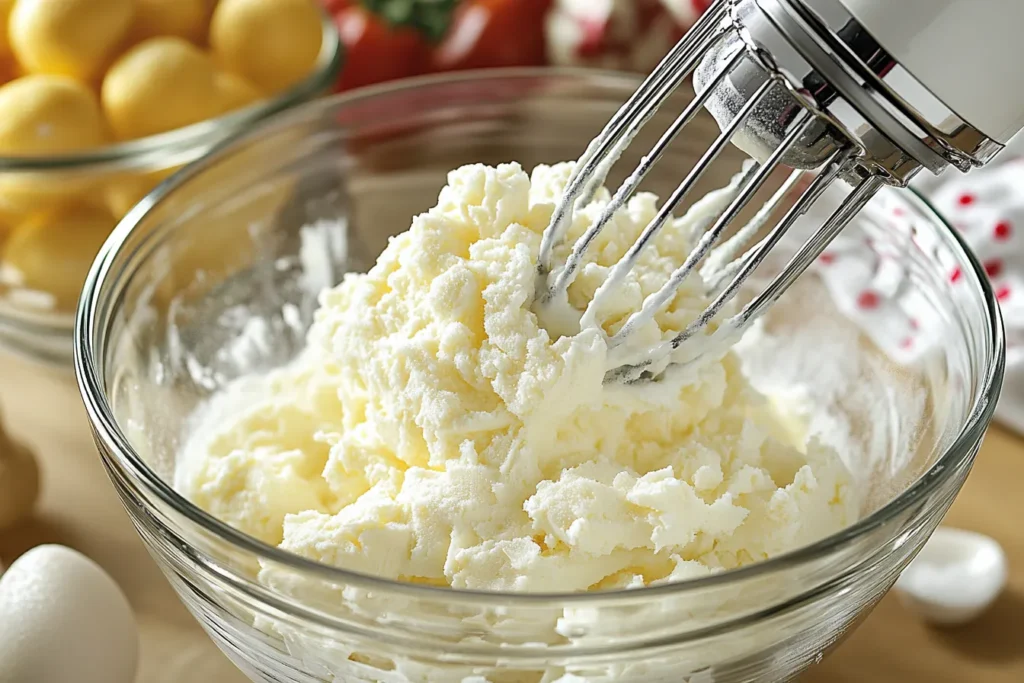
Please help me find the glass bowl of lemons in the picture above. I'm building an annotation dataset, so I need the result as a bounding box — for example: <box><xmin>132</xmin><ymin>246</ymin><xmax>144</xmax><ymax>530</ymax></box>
<box><xmin>0</xmin><ymin>0</ymin><xmax>341</xmax><ymax>367</ymax></box>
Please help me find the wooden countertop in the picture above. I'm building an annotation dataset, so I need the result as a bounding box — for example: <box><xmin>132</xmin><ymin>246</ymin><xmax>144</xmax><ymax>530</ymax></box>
<box><xmin>0</xmin><ymin>354</ymin><xmax>1021</xmax><ymax>683</ymax></box>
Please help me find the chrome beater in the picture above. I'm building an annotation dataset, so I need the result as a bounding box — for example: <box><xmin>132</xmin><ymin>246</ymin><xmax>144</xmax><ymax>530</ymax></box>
<box><xmin>533</xmin><ymin>0</ymin><xmax>1020</xmax><ymax>383</ymax></box>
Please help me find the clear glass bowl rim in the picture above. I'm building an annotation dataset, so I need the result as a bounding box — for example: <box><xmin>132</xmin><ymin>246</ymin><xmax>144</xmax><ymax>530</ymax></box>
<box><xmin>73</xmin><ymin>67</ymin><xmax>1006</xmax><ymax>606</ymax></box>
<box><xmin>0</xmin><ymin>12</ymin><xmax>342</xmax><ymax>173</ymax></box>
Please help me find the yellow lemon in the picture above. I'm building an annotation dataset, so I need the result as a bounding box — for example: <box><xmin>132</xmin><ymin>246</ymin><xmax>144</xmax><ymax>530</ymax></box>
<box><xmin>0</xmin><ymin>0</ymin><xmax>15</xmax><ymax>60</ymax></box>
<box><xmin>102</xmin><ymin>37</ymin><xmax>225</xmax><ymax>140</ymax></box>
<box><xmin>215</xmin><ymin>70</ymin><xmax>262</xmax><ymax>113</ymax></box>
<box><xmin>210</xmin><ymin>0</ymin><xmax>322</xmax><ymax>93</ymax></box>
<box><xmin>1</xmin><ymin>205</ymin><xmax>116</xmax><ymax>311</ymax></box>
<box><xmin>9</xmin><ymin>0</ymin><xmax>134</xmax><ymax>80</ymax></box>
<box><xmin>0</xmin><ymin>75</ymin><xmax>107</xmax><ymax>154</ymax></box>
<box><xmin>129</xmin><ymin>0</ymin><xmax>208</xmax><ymax>44</ymax></box>
<box><xmin>0</xmin><ymin>76</ymin><xmax>108</xmax><ymax>216</ymax></box>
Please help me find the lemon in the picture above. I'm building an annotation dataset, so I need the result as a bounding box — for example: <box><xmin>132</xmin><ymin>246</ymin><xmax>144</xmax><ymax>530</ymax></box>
<box><xmin>0</xmin><ymin>75</ymin><xmax>107</xmax><ymax>154</ymax></box>
<box><xmin>102</xmin><ymin>37</ymin><xmax>225</xmax><ymax>140</ymax></box>
<box><xmin>1</xmin><ymin>205</ymin><xmax>116</xmax><ymax>311</ymax></box>
<box><xmin>215</xmin><ymin>70</ymin><xmax>262</xmax><ymax>113</ymax></box>
<box><xmin>0</xmin><ymin>75</ymin><xmax>108</xmax><ymax>215</ymax></box>
<box><xmin>210</xmin><ymin>0</ymin><xmax>322</xmax><ymax>93</ymax></box>
<box><xmin>9</xmin><ymin>0</ymin><xmax>134</xmax><ymax>80</ymax></box>
<box><xmin>129</xmin><ymin>0</ymin><xmax>208</xmax><ymax>44</ymax></box>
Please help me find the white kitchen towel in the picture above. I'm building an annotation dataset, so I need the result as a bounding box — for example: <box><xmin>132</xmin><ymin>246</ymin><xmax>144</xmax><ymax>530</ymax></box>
<box><xmin>807</xmin><ymin>133</ymin><xmax>1024</xmax><ymax>436</ymax></box>
<box><xmin>923</xmin><ymin>147</ymin><xmax>1024</xmax><ymax>435</ymax></box>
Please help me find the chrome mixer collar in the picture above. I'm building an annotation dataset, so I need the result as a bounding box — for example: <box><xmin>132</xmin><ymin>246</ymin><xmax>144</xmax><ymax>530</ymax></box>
<box><xmin>704</xmin><ymin>0</ymin><xmax>1009</xmax><ymax>184</ymax></box>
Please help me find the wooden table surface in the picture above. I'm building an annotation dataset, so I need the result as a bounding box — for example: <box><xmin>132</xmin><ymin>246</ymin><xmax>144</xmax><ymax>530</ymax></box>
<box><xmin>0</xmin><ymin>353</ymin><xmax>1021</xmax><ymax>683</ymax></box>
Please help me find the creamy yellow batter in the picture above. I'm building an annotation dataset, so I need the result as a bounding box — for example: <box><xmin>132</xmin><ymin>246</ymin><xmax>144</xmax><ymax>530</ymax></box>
<box><xmin>176</xmin><ymin>161</ymin><xmax>857</xmax><ymax>592</ymax></box>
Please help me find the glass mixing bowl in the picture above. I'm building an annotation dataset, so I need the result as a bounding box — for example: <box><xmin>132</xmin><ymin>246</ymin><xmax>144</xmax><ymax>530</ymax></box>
<box><xmin>0</xmin><ymin>13</ymin><xmax>341</xmax><ymax>369</ymax></box>
<box><xmin>75</xmin><ymin>71</ymin><xmax>1003</xmax><ymax>683</ymax></box>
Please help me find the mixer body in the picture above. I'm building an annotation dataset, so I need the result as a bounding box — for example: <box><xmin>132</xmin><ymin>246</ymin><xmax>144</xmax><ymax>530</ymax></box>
<box><xmin>701</xmin><ymin>0</ymin><xmax>1006</xmax><ymax>184</ymax></box>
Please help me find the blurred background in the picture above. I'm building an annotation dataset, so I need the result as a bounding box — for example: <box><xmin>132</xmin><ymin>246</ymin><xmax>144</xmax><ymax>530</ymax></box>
<box><xmin>0</xmin><ymin>1</ymin><xmax>1020</xmax><ymax>683</ymax></box>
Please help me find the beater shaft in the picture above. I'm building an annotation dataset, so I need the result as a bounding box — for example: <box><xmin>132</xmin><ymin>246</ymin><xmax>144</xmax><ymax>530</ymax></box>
<box><xmin>536</xmin><ymin>2</ymin><xmax>729</xmax><ymax>285</ymax></box>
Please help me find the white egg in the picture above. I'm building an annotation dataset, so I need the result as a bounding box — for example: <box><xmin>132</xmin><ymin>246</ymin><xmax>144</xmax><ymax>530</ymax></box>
<box><xmin>0</xmin><ymin>544</ymin><xmax>138</xmax><ymax>683</ymax></box>
<box><xmin>894</xmin><ymin>526</ymin><xmax>1008</xmax><ymax>626</ymax></box>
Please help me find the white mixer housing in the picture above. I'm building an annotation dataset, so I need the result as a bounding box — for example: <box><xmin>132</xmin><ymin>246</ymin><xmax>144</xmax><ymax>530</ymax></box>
<box><xmin>839</xmin><ymin>0</ymin><xmax>1024</xmax><ymax>145</ymax></box>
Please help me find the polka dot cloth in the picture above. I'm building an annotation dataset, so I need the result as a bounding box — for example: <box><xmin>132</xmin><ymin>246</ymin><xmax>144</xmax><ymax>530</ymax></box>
<box><xmin>928</xmin><ymin>158</ymin><xmax>1024</xmax><ymax>433</ymax></box>
<box><xmin>806</xmin><ymin>183</ymin><xmax>952</xmax><ymax>368</ymax></box>
<box><xmin>928</xmin><ymin>163</ymin><xmax>1024</xmax><ymax>320</ymax></box>
<box><xmin>806</xmin><ymin>146</ymin><xmax>1024</xmax><ymax>434</ymax></box>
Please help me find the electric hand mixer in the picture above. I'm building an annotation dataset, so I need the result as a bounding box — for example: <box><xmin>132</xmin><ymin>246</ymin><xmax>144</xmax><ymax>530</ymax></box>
<box><xmin>534</xmin><ymin>0</ymin><xmax>1024</xmax><ymax>382</ymax></box>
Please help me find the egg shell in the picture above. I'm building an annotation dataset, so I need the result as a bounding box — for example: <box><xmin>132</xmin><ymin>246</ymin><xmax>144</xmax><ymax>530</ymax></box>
<box><xmin>894</xmin><ymin>526</ymin><xmax>1008</xmax><ymax>626</ymax></box>
<box><xmin>0</xmin><ymin>545</ymin><xmax>138</xmax><ymax>683</ymax></box>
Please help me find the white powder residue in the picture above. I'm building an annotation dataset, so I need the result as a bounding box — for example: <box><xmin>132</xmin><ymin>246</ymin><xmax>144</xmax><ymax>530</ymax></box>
<box><xmin>734</xmin><ymin>287</ymin><xmax>929</xmax><ymax>510</ymax></box>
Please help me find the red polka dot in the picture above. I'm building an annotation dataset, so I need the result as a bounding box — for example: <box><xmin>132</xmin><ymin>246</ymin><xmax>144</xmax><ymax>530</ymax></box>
<box><xmin>893</xmin><ymin>207</ymin><xmax>906</xmax><ymax>217</ymax></box>
<box><xmin>995</xmin><ymin>221</ymin><xmax>1012</xmax><ymax>240</ymax></box>
<box><xmin>857</xmin><ymin>291</ymin><xmax>880</xmax><ymax>309</ymax></box>
<box><xmin>899</xmin><ymin>337</ymin><xmax>914</xmax><ymax>350</ymax></box>
<box><xmin>997</xmin><ymin>285</ymin><xmax>1012</xmax><ymax>302</ymax></box>
<box><xmin>950</xmin><ymin>266</ymin><xmax>963</xmax><ymax>283</ymax></box>
<box><xmin>818</xmin><ymin>252</ymin><xmax>835</xmax><ymax>265</ymax></box>
<box><xmin>985</xmin><ymin>259</ymin><xmax>1003</xmax><ymax>278</ymax></box>
<box><xmin>909</xmin><ymin>317</ymin><xmax>920</xmax><ymax>330</ymax></box>
<box><xmin>957</xmin><ymin>193</ymin><xmax>976</xmax><ymax>207</ymax></box>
